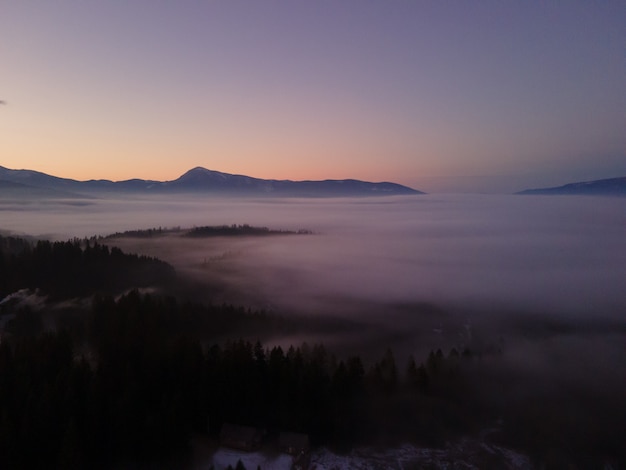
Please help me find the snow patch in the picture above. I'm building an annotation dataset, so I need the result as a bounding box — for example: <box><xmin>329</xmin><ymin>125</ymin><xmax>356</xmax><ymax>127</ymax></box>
<box><xmin>310</xmin><ymin>441</ymin><xmax>533</xmax><ymax>470</ymax></box>
<box><xmin>209</xmin><ymin>448</ymin><xmax>293</xmax><ymax>470</ymax></box>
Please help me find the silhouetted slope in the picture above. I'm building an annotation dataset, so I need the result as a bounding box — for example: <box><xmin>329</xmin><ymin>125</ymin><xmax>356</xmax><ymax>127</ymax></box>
<box><xmin>0</xmin><ymin>237</ymin><xmax>175</xmax><ymax>299</ymax></box>
<box><xmin>0</xmin><ymin>179</ymin><xmax>90</xmax><ymax>199</ymax></box>
<box><xmin>0</xmin><ymin>165</ymin><xmax>423</xmax><ymax>197</ymax></box>
<box><xmin>517</xmin><ymin>176</ymin><xmax>626</xmax><ymax>196</ymax></box>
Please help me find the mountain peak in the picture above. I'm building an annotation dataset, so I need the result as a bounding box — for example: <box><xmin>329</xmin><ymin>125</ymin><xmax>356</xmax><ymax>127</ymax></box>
<box><xmin>184</xmin><ymin>166</ymin><xmax>212</xmax><ymax>174</ymax></box>
<box><xmin>174</xmin><ymin>167</ymin><xmax>232</xmax><ymax>185</ymax></box>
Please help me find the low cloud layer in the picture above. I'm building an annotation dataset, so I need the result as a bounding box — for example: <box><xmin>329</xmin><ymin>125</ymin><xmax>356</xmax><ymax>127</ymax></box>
<box><xmin>3</xmin><ymin>194</ymin><xmax>625</xmax><ymax>323</ymax></box>
<box><xmin>6</xmin><ymin>192</ymin><xmax>623</xmax><ymax>361</ymax></box>
<box><xmin>3</xmin><ymin>193</ymin><xmax>625</xmax><ymax>460</ymax></box>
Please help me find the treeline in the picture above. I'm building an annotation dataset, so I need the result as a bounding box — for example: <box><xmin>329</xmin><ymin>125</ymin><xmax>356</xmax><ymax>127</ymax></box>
<box><xmin>186</xmin><ymin>224</ymin><xmax>312</xmax><ymax>237</ymax></box>
<box><xmin>100</xmin><ymin>224</ymin><xmax>313</xmax><ymax>240</ymax></box>
<box><xmin>0</xmin><ymin>290</ymin><xmax>476</xmax><ymax>469</ymax></box>
<box><xmin>100</xmin><ymin>226</ymin><xmax>182</xmax><ymax>239</ymax></box>
<box><xmin>0</xmin><ymin>290</ymin><xmax>624</xmax><ymax>468</ymax></box>
<box><xmin>0</xmin><ymin>236</ymin><xmax>175</xmax><ymax>299</ymax></box>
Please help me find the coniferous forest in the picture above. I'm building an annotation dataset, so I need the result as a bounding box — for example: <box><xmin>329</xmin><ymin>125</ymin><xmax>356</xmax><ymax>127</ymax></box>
<box><xmin>0</xmin><ymin>234</ymin><xmax>624</xmax><ymax>469</ymax></box>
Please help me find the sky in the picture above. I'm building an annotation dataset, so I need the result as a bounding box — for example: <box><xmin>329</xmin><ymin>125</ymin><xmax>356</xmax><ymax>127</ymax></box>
<box><xmin>1</xmin><ymin>1</ymin><xmax>625</xmax><ymax>193</ymax></box>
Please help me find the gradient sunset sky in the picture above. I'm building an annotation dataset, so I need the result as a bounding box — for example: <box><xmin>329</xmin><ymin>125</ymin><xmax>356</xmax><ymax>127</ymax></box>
<box><xmin>1</xmin><ymin>1</ymin><xmax>625</xmax><ymax>193</ymax></box>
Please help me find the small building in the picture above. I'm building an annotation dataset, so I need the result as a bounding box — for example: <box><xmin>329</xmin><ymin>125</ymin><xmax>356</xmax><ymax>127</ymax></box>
<box><xmin>219</xmin><ymin>423</ymin><xmax>263</xmax><ymax>452</ymax></box>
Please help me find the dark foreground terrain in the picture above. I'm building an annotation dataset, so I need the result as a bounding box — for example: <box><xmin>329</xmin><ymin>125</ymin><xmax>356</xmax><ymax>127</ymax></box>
<box><xmin>0</xmin><ymin>231</ymin><xmax>624</xmax><ymax>469</ymax></box>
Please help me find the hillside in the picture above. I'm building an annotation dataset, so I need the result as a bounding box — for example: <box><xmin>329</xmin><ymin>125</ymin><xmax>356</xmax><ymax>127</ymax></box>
<box><xmin>517</xmin><ymin>176</ymin><xmax>626</xmax><ymax>196</ymax></box>
<box><xmin>0</xmin><ymin>165</ymin><xmax>423</xmax><ymax>197</ymax></box>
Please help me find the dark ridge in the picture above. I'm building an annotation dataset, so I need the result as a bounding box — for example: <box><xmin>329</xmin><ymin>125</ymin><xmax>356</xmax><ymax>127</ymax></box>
<box><xmin>0</xmin><ymin>179</ymin><xmax>92</xmax><ymax>199</ymax></box>
<box><xmin>0</xmin><ymin>165</ymin><xmax>424</xmax><ymax>197</ymax></box>
<box><xmin>185</xmin><ymin>224</ymin><xmax>313</xmax><ymax>237</ymax></box>
<box><xmin>517</xmin><ymin>176</ymin><xmax>626</xmax><ymax>196</ymax></box>
<box><xmin>100</xmin><ymin>225</ymin><xmax>313</xmax><ymax>240</ymax></box>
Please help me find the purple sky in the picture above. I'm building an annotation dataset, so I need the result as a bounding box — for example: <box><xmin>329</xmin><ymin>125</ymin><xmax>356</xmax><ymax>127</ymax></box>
<box><xmin>1</xmin><ymin>1</ymin><xmax>625</xmax><ymax>192</ymax></box>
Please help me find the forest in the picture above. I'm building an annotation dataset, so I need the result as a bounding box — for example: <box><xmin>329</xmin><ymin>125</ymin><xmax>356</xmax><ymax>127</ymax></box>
<box><xmin>0</xmin><ymin>237</ymin><xmax>175</xmax><ymax>300</ymax></box>
<box><xmin>100</xmin><ymin>224</ymin><xmax>313</xmax><ymax>240</ymax></box>
<box><xmin>0</xmin><ymin>234</ymin><xmax>624</xmax><ymax>469</ymax></box>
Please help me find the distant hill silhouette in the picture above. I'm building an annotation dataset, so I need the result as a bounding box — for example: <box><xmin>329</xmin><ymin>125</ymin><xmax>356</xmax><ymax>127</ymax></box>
<box><xmin>0</xmin><ymin>179</ymin><xmax>91</xmax><ymax>199</ymax></box>
<box><xmin>0</xmin><ymin>165</ymin><xmax>423</xmax><ymax>197</ymax></box>
<box><xmin>517</xmin><ymin>177</ymin><xmax>626</xmax><ymax>196</ymax></box>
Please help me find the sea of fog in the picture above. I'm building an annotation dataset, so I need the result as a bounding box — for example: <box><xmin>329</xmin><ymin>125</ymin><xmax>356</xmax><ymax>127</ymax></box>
<box><xmin>2</xmin><ymin>194</ymin><xmax>624</xmax><ymax>320</ymax></box>
<box><xmin>4</xmin><ymin>193</ymin><xmax>625</xmax><ymax>464</ymax></box>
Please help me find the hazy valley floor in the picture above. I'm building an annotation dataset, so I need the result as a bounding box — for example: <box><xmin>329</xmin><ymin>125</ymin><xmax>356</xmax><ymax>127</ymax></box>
<box><xmin>1</xmin><ymin>193</ymin><xmax>625</xmax><ymax>468</ymax></box>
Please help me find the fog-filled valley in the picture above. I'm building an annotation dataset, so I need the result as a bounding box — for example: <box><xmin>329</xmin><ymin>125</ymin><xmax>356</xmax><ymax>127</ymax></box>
<box><xmin>1</xmin><ymin>193</ymin><xmax>625</xmax><ymax>468</ymax></box>
<box><xmin>4</xmin><ymin>193</ymin><xmax>624</xmax><ymax>324</ymax></box>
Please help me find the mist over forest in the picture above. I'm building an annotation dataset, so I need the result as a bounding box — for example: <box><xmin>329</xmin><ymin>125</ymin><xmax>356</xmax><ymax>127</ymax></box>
<box><xmin>1</xmin><ymin>193</ymin><xmax>625</xmax><ymax>468</ymax></box>
<box><xmin>3</xmin><ymin>193</ymin><xmax>624</xmax><ymax>316</ymax></box>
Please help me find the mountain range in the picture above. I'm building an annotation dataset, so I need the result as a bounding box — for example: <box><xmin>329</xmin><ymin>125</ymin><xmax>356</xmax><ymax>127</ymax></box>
<box><xmin>0</xmin><ymin>166</ymin><xmax>423</xmax><ymax>198</ymax></box>
<box><xmin>517</xmin><ymin>176</ymin><xmax>626</xmax><ymax>196</ymax></box>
